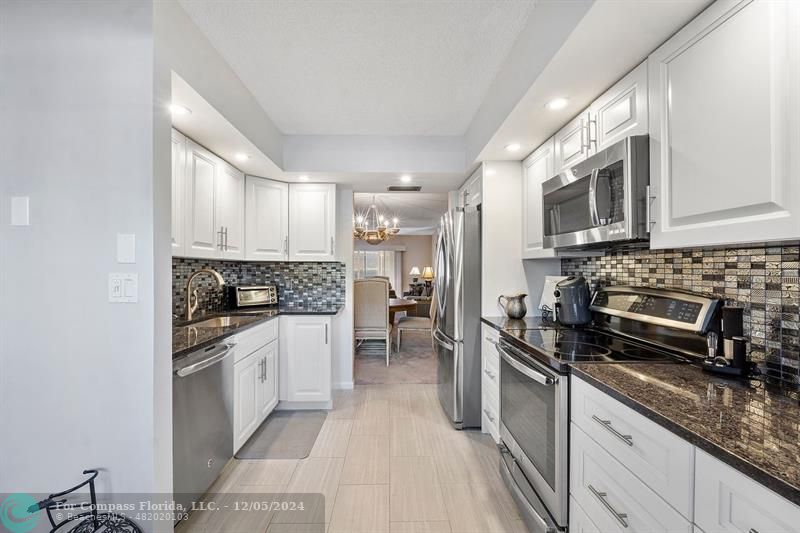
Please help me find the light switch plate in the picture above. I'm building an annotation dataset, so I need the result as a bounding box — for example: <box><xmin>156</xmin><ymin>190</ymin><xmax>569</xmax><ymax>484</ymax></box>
<box><xmin>10</xmin><ymin>196</ymin><xmax>30</xmax><ymax>226</ymax></box>
<box><xmin>117</xmin><ymin>233</ymin><xmax>136</xmax><ymax>263</ymax></box>
<box><xmin>109</xmin><ymin>273</ymin><xmax>138</xmax><ymax>303</ymax></box>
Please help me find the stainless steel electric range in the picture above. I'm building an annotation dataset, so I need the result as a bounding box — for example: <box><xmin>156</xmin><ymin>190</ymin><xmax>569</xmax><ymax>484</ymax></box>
<box><xmin>494</xmin><ymin>286</ymin><xmax>722</xmax><ymax>533</ymax></box>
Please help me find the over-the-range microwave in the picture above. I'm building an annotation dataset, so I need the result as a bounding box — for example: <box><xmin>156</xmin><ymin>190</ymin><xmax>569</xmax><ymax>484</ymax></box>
<box><xmin>542</xmin><ymin>135</ymin><xmax>650</xmax><ymax>249</ymax></box>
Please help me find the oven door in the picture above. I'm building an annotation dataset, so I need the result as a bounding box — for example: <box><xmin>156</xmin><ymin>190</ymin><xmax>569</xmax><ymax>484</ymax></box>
<box><xmin>498</xmin><ymin>339</ymin><xmax>568</xmax><ymax>528</ymax></box>
<box><xmin>542</xmin><ymin>137</ymin><xmax>643</xmax><ymax>249</ymax></box>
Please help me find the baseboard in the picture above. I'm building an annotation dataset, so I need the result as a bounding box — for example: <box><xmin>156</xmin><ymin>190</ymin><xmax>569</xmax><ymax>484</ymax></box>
<box><xmin>333</xmin><ymin>381</ymin><xmax>354</xmax><ymax>390</ymax></box>
<box><xmin>276</xmin><ymin>400</ymin><xmax>333</xmax><ymax>410</ymax></box>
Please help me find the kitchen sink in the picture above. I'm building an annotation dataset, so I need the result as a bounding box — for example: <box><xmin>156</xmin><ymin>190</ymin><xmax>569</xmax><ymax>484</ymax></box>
<box><xmin>190</xmin><ymin>316</ymin><xmax>249</xmax><ymax>328</ymax></box>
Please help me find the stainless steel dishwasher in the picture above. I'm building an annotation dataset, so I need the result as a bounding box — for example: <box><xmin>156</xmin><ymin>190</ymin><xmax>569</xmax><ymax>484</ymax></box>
<box><xmin>173</xmin><ymin>341</ymin><xmax>235</xmax><ymax>513</ymax></box>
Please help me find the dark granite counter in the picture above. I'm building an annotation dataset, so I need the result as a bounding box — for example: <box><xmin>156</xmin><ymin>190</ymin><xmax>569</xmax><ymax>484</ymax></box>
<box><xmin>173</xmin><ymin>306</ymin><xmax>343</xmax><ymax>359</ymax></box>
<box><xmin>481</xmin><ymin>315</ymin><xmax>553</xmax><ymax>331</ymax></box>
<box><xmin>571</xmin><ymin>363</ymin><xmax>800</xmax><ymax>505</ymax></box>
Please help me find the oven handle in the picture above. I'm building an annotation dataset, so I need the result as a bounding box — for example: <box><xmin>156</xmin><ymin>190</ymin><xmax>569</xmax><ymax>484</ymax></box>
<box><xmin>589</xmin><ymin>168</ymin><xmax>601</xmax><ymax>227</ymax></box>
<box><xmin>497</xmin><ymin>343</ymin><xmax>556</xmax><ymax>386</ymax></box>
<box><xmin>499</xmin><ymin>446</ymin><xmax>559</xmax><ymax>533</ymax></box>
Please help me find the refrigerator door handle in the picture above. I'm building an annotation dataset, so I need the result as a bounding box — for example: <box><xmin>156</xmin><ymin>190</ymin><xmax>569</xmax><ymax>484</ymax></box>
<box><xmin>433</xmin><ymin>329</ymin><xmax>454</xmax><ymax>351</ymax></box>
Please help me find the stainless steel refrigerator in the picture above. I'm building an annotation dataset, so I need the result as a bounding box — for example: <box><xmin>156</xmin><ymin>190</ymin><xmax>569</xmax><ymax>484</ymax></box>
<box><xmin>433</xmin><ymin>203</ymin><xmax>482</xmax><ymax>429</ymax></box>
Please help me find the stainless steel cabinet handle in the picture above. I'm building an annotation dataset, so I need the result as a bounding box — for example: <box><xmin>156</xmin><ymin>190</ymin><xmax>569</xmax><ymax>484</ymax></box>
<box><xmin>283</xmin><ymin>235</ymin><xmax>288</xmax><ymax>256</ymax></box>
<box><xmin>484</xmin><ymin>336</ymin><xmax>498</xmax><ymax>346</ymax></box>
<box><xmin>223</xmin><ymin>227</ymin><xmax>229</xmax><ymax>251</ymax></box>
<box><xmin>588</xmin><ymin>484</ymin><xmax>628</xmax><ymax>528</ymax></box>
<box><xmin>483</xmin><ymin>408</ymin><xmax>495</xmax><ymax>423</ymax></box>
<box><xmin>645</xmin><ymin>185</ymin><xmax>656</xmax><ymax>233</ymax></box>
<box><xmin>749</xmin><ymin>529</ymin><xmax>760</xmax><ymax>533</ymax></box>
<box><xmin>325</xmin><ymin>323</ymin><xmax>328</xmax><ymax>344</ymax></box>
<box><xmin>580</xmin><ymin>117</ymin><xmax>588</xmax><ymax>152</ymax></box>
<box><xmin>592</xmin><ymin>415</ymin><xmax>634</xmax><ymax>447</ymax></box>
<box><xmin>262</xmin><ymin>357</ymin><xmax>267</xmax><ymax>382</ymax></box>
<box><xmin>258</xmin><ymin>357</ymin><xmax>264</xmax><ymax>383</ymax></box>
<box><xmin>586</xmin><ymin>112</ymin><xmax>597</xmax><ymax>149</ymax></box>
<box><xmin>218</xmin><ymin>227</ymin><xmax>224</xmax><ymax>250</ymax></box>
<box><xmin>330</xmin><ymin>236</ymin><xmax>334</xmax><ymax>256</ymax></box>
<box><xmin>483</xmin><ymin>368</ymin><xmax>496</xmax><ymax>380</ymax></box>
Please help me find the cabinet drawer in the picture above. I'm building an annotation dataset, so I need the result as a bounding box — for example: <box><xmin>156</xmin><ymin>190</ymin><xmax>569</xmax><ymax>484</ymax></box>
<box><xmin>571</xmin><ymin>424</ymin><xmax>692</xmax><ymax>533</ymax></box>
<box><xmin>234</xmin><ymin>317</ymin><xmax>278</xmax><ymax>362</ymax></box>
<box><xmin>481</xmin><ymin>384</ymin><xmax>499</xmax><ymax>442</ymax></box>
<box><xmin>571</xmin><ymin>376</ymin><xmax>694</xmax><ymax>518</ymax></box>
<box><xmin>570</xmin><ymin>496</ymin><xmax>601</xmax><ymax>533</ymax></box>
<box><xmin>694</xmin><ymin>449</ymin><xmax>800</xmax><ymax>533</ymax></box>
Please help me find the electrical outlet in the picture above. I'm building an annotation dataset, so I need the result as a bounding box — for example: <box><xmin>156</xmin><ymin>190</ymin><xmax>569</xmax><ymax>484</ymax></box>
<box><xmin>109</xmin><ymin>273</ymin><xmax>138</xmax><ymax>303</ymax></box>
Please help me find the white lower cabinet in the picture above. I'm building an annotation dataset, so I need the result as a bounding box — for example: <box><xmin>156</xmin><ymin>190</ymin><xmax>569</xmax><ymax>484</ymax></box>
<box><xmin>232</xmin><ymin>320</ymin><xmax>280</xmax><ymax>453</ymax></box>
<box><xmin>694</xmin><ymin>449</ymin><xmax>800</xmax><ymax>533</ymax></box>
<box><xmin>571</xmin><ymin>424</ymin><xmax>692</xmax><ymax>533</ymax></box>
<box><xmin>480</xmin><ymin>324</ymin><xmax>500</xmax><ymax>442</ymax></box>
<box><xmin>279</xmin><ymin>315</ymin><xmax>332</xmax><ymax>404</ymax></box>
<box><xmin>570</xmin><ymin>496</ymin><xmax>601</xmax><ymax>533</ymax></box>
<box><xmin>571</xmin><ymin>377</ymin><xmax>694</xmax><ymax>518</ymax></box>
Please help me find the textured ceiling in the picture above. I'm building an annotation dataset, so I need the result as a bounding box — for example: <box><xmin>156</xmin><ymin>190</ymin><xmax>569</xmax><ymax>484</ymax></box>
<box><xmin>177</xmin><ymin>0</ymin><xmax>536</xmax><ymax>136</ymax></box>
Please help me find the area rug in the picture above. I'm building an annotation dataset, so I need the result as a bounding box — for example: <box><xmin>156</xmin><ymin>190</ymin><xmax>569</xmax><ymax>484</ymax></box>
<box><xmin>235</xmin><ymin>410</ymin><xmax>327</xmax><ymax>459</ymax></box>
<box><xmin>355</xmin><ymin>329</ymin><xmax>437</xmax><ymax>385</ymax></box>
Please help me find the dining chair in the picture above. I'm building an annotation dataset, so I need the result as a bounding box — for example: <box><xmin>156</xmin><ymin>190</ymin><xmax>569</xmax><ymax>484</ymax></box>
<box><xmin>354</xmin><ymin>278</ymin><xmax>393</xmax><ymax>365</ymax></box>
<box><xmin>394</xmin><ymin>290</ymin><xmax>436</xmax><ymax>351</ymax></box>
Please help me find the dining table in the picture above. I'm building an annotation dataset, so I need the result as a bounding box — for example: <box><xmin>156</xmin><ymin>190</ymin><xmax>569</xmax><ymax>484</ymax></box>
<box><xmin>389</xmin><ymin>298</ymin><xmax>417</xmax><ymax>324</ymax></box>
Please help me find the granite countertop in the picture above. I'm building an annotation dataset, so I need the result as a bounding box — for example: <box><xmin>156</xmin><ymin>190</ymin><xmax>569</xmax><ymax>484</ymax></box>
<box><xmin>482</xmin><ymin>315</ymin><xmax>554</xmax><ymax>331</ymax></box>
<box><xmin>172</xmin><ymin>305</ymin><xmax>343</xmax><ymax>359</ymax></box>
<box><xmin>571</xmin><ymin>363</ymin><xmax>800</xmax><ymax>505</ymax></box>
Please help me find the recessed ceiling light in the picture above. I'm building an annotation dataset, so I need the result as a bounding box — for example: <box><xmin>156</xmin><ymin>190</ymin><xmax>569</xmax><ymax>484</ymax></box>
<box><xmin>169</xmin><ymin>104</ymin><xmax>191</xmax><ymax>116</ymax></box>
<box><xmin>234</xmin><ymin>153</ymin><xmax>250</xmax><ymax>162</ymax></box>
<box><xmin>545</xmin><ymin>97</ymin><xmax>569</xmax><ymax>111</ymax></box>
<box><xmin>505</xmin><ymin>143</ymin><xmax>521</xmax><ymax>152</ymax></box>
<box><xmin>400</xmin><ymin>174</ymin><xmax>412</xmax><ymax>183</ymax></box>
<box><xmin>298</xmin><ymin>175</ymin><xmax>309</xmax><ymax>182</ymax></box>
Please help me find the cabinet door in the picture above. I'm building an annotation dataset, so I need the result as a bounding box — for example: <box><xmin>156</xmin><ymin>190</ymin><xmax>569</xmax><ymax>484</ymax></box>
<box><xmin>480</xmin><ymin>325</ymin><xmax>500</xmax><ymax>442</ymax></box>
<box><xmin>694</xmin><ymin>449</ymin><xmax>800</xmax><ymax>533</ymax></box>
<box><xmin>570</xmin><ymin>497</ymin><xmax>601</xmax><ymax>533</ymax></box>
<box><xmin>648</xmin><ymin>0</ymin><xmax>800</xmax><ymax>249</ymax></box>
<box><xmin>257</xmin><ymin>340</ymin><xmax>279</xmax><ymax>420</ymax></box>
<box><xmin>459</xmin><ymin>167</ymin><xmax>482</xmax><ymax>208</ymax></box>
<box><xmin>245</xmin><ymin>176</ymin><xmax>288</xmax><ymax>261</ymax></box>
<box><xmin>289</xmin><ymin>183</ymin><xmax>336</xmax><ymax>261</ymax></box>
<box><xmin>233</xmin><ymin>352</ymin><xmax>260</xmax><ymax>452</ymax></box>
<box><xmin>171</xmin><ymin>129</ymin><xmax>187</xmax><ymax>257</ymax></box>
<box><xmin>280</xmin><ymin>316</ymin><xmax>331</xmax><ymax>403</ymax></box>
<box><xmin>590</xmin><ymin>60</ymin><xmax>648</xmax><ymax>151</ymax></box>
<box><xmin>554</xmin><ymin>111</ymin><xmax>591</xmax><ymax>173</ymax></box>
<box><xmin>185</xmin><ymin>140</ymin><xmax>220</xmax><ymax>258</ymax></box>
<box><xmin>522</xmin><ymin>139</ymin><xmax>556</xmax><ymax>258</ymax></box>
<box><xmin>216</xmin><ymin>161</ymin><xmax>245</xmax><ymax>260</ymax></box>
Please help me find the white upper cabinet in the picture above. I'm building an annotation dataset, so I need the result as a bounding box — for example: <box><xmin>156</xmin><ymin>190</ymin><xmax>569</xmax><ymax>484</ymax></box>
<box><xmin>554</xmin><ymin>62</ymin><xmax>649</xmax><ymax>175</ymax></box>
<box><xmin>522</xmin><ymin>138</ymin><xmax>557</xmax><ymax>258</ymax></box>
<box><xmin>216</xmin><ymin>160</ymin><xmax>245</xmax><ymax>260</ymax></box>
<box><xmin>245</xmin><ymin>176</ymin><xmax>289</xmax><ymax>261</ymax></box>
<box><xmin>648</xmin><ymin>0</ymin><xmax>800</xmax><ymax>249</ymax></box>
<box><xmin>185</xmin><ymin>139</ymin><xmax>221</xmax><ymax>259</ymax></box>
<box><xmin>554</xmin><ymin>110</ymin><xmax>592</xmax><ymax>173</ymax></box>
<box><xmin>171</xmin><ymin>129</ymin><xmax>187</xmax><ymax>257</ymax></box>
<box><xmin>289</xmin><ymin>183</ymin><xmax>337</xmax><ymax>261</ymax></box>
<box><xmin>459</xmin><ymin>167</ymin><xmax>482</xmax><ymax>208</ymax></box>
<box><xmin>590</xmin><ymin>61</ymin><xmax>648</xmax><ymax>151</ymax></box>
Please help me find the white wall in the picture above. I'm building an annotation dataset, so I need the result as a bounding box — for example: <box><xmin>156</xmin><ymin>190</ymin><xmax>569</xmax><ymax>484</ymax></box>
<box><xmin>0</xmin><ymin>0</ymin><xmax>170</xmax><ymax>510</ymax></box>
<box><xmin>154</xmin><ymin>0</ymin><xmax>284</xmax><ymax>168</ymax></box>
<box><xmin>480</xmin><ymin>162</ymin><xmax>560</xmax><ymax>317</ymax></box>
<box><xmin>333</xmin><ymin>187</ymin><xmax>355</xmax><ymax>389</ymax></box>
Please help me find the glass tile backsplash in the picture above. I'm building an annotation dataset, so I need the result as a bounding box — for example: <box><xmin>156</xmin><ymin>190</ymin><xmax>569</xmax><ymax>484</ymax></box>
<box><xmin>173</xmin><ymin>258</ymin><xmax>346</xmax><ymax>317</ymax></box>
<box><xmin>562</xmin><ymin>243</ymin><xmax>800</xmax><ymax>386</ymax></box>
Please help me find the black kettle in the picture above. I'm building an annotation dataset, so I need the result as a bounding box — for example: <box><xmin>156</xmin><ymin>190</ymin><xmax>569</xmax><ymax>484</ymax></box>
<box><xmin>553</xmin><ymin>276</ymin><xmax>592</xmax><ymax>326</ymax></box>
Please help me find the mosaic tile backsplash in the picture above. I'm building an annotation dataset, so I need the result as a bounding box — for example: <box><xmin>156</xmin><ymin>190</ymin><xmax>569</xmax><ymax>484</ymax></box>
<box><xmin>173</xmin><ymin>258</ymin><xmax>345</xmax><ymax>317</ymax></box>
<box><xmin>562</xmin><ymin>243</ymin><xmax>800</xmax><ymax>386</ymax></box>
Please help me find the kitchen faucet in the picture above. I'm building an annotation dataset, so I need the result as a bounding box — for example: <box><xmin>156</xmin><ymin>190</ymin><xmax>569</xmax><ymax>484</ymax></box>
<box><xmin>185</xmin><ymin>268</ymin><xmax>225</xmax><ymax>321</ymax></box>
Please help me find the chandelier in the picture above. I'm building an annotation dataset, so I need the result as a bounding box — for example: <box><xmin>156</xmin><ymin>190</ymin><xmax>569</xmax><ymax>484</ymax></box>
<box><xmin>353</xmin><ymin>196</ymin><xmax>400</xmax><ymax>245</ymax></box>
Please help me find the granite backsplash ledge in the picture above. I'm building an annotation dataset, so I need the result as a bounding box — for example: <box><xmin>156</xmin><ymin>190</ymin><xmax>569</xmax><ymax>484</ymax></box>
<box><xmin>173</xmin><ymin>258</ymin><xmax>345</xmax><ymax>317</ymax></box>
<box><xmin>562</xmin><ymin>243</ymin><xmax>800</xmax><ymax>386</ymax></box>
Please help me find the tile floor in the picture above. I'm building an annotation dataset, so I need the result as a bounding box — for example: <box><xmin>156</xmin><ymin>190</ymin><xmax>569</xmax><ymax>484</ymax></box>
<box><xmin>177</xmin><ymin>384</ymin><xmax>525</xmax><ymax>532</ymax></box>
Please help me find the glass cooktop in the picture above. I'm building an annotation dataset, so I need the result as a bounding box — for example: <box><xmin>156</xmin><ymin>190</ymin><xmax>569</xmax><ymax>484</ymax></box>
<box><xmin>500</xmin><ymin>327</ymin><xmax>680</xmax><ymax>372</ymax></box>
